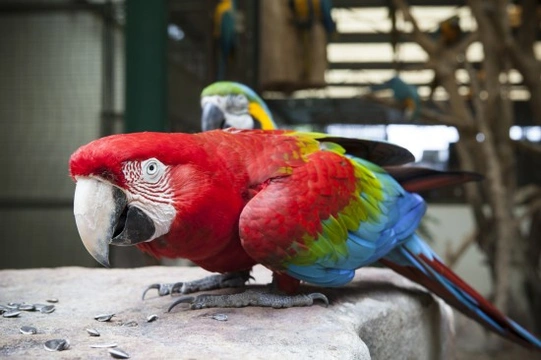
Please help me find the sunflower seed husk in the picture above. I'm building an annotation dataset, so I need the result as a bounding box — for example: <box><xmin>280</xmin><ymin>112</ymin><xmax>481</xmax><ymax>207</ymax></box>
<box><xmin>89</xmin><ymin>343</ymin><xmax>117</xmax><ymax>348</ymax></box>
<box><xmin>19</xmin><ymin>304</ymin><xmax>35</xmax><ymax>311</ymax></box>
<box><xmin>86</xmin><ymin>328</ymin><xmax>100</xmax><ymax>336</ymax></box>
<box><xmin>7</xmin><ymin>302</ymin><xmax>20</xmax><ymax>309</ymax></box>
<box><xmin>33</xmin><ymin>304</ymin><xmax>47</xmax><ymax>311</ymax></box>
<box><xmin>108</xmin><ymin>347</ymin><xmax>130</xmax><ymax>359</ymax></box>
<box><xmin>94</xmin><ymin>313</ymin><xmax>115</xmax><ymax>322</ymax></box>
<box><xmin>40</xmin><ymin>305</ymin><xmax>55</xmax><ymax>314</ymax></box>
<box><xmin>44</xmin><ymin>339</ymin><xmax>70</xmax><ymax>351</ymax></box>
<box><xmin>46</xmin><ymin>298</ymin><xmax>59</xmax><ymax>303</ymax></box>
<box><xmin>20</xmin><ymin>326</ymin><xmax>37</xmax><ymax>335</ymax></box>
<box><xmin>122</xmin><ymin>320</ymin><xmax>137</xmax><ymax>327</ymax></box>
<box><xmin>211</xmin><ymin>313</ymin><xmax>228</xmax><ymax>321</ymax></box>
<box><xmin>146</xmin><ymin>314</ymin><xmax>158</xmax><ymax>323</ymax></box>
<box><xmin>3</xmin><ymin>310</ymin><xmax>21</xmax><ymax>318</ymax></box>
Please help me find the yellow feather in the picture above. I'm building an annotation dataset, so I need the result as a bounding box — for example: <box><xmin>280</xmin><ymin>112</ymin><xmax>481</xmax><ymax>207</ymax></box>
<box><xmin>248</xmin><ymin>102</ymin><xmax>276</xmax><ymax>130</ymax></box>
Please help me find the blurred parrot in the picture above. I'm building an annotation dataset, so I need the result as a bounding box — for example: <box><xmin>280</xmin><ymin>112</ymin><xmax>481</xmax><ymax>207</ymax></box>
<box><xmin>71</xmin><ymin>129</ymin><xmax>541</xmax><ymax>349</ymax></box>
<box><xmin>371</xmin><ymin>76</ymin><xmax>421</xmax><ymax>122</ymax></box>
<box><xmin>428</xmin><ymin>16</ymin><xmax>463</xmax><ymax>100</ymax></box>
<box><xmin>200</xmin><ymin>81</ymin><xmax>277</xmax><ymax>131</ymax></box>
<box><xmin>289</xmin><ymin>0</ymin><xmax>336</xmax><ymax>80</ymax></box>
<box><xmin>213</xmin><ymin>0</ymin><xmax>237</xmax><ymax>80</ymax></box>
<box><xmin>289</xmin><ymin>0</ymin><xmax>336</xmax><ymax>35</ymax></box>
<box><xmin>434</xmin><ymin>15</ymin><xmax>462</xmax><ymax>48</ymax></box>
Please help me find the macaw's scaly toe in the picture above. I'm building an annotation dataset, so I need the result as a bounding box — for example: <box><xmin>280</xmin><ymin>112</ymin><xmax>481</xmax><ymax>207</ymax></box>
<box><xmin>167</xmin><ymin>289</ymin><xmax>329</xmax><ymax>311</ymax></box>
<box><xmin>142</xmin><ymin>283</ymin><xmax>179</xmax><ymax>300</ymax></box>
<box><xmin>142</xmin><ymin>271</ymin><xmax>252</xmax><ymax>300</ymax></box>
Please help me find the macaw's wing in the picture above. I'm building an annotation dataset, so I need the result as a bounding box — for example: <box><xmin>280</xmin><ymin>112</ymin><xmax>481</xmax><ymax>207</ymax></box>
<box><xmin>384</xmin><ymin>166</ymin><xmax>483</xmax><ymax>193</ymax></box>
<box><xmin>321</xmin><ymin>136</ymin><xmax>415</xmax><ymax>166</ymax></box>
<box><xmin>239</xmin><ymin>148</ymin><xmax>424</xmax><ymax>289</ymax></box>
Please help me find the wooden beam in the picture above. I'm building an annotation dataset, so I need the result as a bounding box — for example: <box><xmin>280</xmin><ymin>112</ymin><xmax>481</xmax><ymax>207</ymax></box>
<box><xmin>334</xmin><ymin>0</ymin><xmax>465</xmax><ymax>7</ymax></box>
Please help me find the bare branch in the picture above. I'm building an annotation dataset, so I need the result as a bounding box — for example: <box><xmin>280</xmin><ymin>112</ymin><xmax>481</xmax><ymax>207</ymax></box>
<box><xmin>513</xmin><ymin>140</ymin><xmax>541</xmax><ymax>156</ymax></box>
<box><xmin>392</xmin><ymin>0</ymin><xmax>437</xmax><ymax>55</ymax></box>
<box><xmin>362</xmin><ymin>94</ymin><xmax>474</xmax><ymax>131</ymax></box>
<box><xmin>445</xmin><ymin>231</ymin><xmax>476</xmax><ymax>268</ymax></box>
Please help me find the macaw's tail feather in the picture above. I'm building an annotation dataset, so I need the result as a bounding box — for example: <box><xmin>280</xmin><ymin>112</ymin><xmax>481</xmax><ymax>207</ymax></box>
<box><xmin>381</xmin><ymin>235</ymin><xmax>541</xmax><ymax>350</ymax></box>
<box><xmin>384</xmin><ymin>166</ymin><xmax>483</xmax><ymax>193</ymax></box>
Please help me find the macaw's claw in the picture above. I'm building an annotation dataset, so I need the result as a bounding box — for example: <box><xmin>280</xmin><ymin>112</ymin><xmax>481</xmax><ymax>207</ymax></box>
<box><xmin>167</xmin><ymin>289</ymin><xmax>329</xmax><ymax>311</ymax></box>
<box><xmin>142</xmin><ymin>271</ymin><xmax>252</xmax><ymax>300</ymax></box>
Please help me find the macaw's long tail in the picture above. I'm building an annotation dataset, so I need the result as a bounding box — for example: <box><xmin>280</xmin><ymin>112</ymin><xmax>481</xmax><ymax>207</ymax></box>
<box><xmin>381</xmin><ymin>234</ymin><xmax>541</xmax><ymax>350</ymax></box>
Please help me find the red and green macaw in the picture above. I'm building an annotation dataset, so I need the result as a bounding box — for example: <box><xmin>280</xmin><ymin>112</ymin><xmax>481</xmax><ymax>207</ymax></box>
<box><xmin>201</xmin><ymin>81</ymin><xmax>277</xmax><ymax>131</ymax></box>
<box><xmin>70</xmin><ymin>128</ymin><xmax>541</xmax><ymax>349</ymax></box>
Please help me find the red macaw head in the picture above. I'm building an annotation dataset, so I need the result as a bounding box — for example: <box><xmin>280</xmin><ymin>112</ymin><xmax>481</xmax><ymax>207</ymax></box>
<box><xmin>69</xmin><ymin>131</ymin><xmax>219</xmax><ymax>267</ymax></box>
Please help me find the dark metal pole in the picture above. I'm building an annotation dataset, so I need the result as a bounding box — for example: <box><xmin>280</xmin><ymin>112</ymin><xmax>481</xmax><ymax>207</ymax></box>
<box><xmin>125</xmin><ymin>0</ymin><xmax>168</xmax><ymax>132</ymax></box>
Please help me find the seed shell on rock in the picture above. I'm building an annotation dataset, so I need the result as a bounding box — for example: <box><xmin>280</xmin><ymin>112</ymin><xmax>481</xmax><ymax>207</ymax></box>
<box><xmin>3</xmin><ymin>310</ymin><xmax>21</xmax><ymax>318</ymax></box>
<box><xmin>146</xmin><ymin>314</ymin><xmax>158</xmax><ymax>323</ymax></box>
<box><xmin>46</xmin><ymin>298</ymin><xmax>59</xmax><ymax>303</ymax></box>
<box><xmin>20</xmin><ymin>326</ymin><xmax>37</xmax><ymax>334</ymax></box>
<box><xmin>86</xmin><ymin>328</ymin><xmax>100</xmax><ymax>336</ymax></box>
<box><xmin>94</xmin><ymin>313</ymin><xmax>115</xmax><ymax>322</ymax></box>
<box><xmin>19</xmin><ymin>304</ymin><xmax>35</xmax><ymax>311</ymax></box>
<box><xmin>108</xmin><ymin>347</ymin><xmax>130</xmax><ymax>359</ymax></box>
<box><xmin>211</xmin><ymin>313</ymin><xmax>228</xmax><ymax>321</ymax></box>
<box><xmin>39</xmin><ymin>305</ymin><xmax>55</xmax><ymax>314</ymax></box>
<box><xmin>44</xmin><ymin>339</ymin><xmax>70</xmax><ymax>351</ymax></box>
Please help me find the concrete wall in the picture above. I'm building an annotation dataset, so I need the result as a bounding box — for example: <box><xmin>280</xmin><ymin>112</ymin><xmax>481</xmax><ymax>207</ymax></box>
<box><xmin>0</xmin><ymin>10</ymin><xmax>123</xmax><ymax>268</ymax></box>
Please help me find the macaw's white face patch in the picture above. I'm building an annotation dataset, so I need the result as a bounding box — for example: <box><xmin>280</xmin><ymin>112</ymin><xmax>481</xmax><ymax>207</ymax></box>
<box><xmin>121</xmin><ymin>158</ymin><xmax>176</xmax><ymax>241</ymax></box>
<box><xmin>202</xmin><ymin>94</ymin><xmax>255</xmax><ymax>130</ymax></box>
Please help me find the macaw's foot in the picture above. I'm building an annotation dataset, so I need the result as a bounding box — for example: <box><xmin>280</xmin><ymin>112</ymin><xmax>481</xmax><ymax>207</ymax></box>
<box><xmin>167</xmin><ymin>289</ymin><xmax>329</xmax><ymax>311</ymax></box>
<box><xmin>142</xmin><ymin>271</ymin><xmax>252</xmax><ymax>300</ymax></box>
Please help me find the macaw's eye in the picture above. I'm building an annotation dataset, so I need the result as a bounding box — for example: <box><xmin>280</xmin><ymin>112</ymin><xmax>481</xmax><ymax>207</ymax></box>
<box><xmin>147</xmin><ymin>162</ymin><xmax>157</xmax><ymax>174</ymax></box>
<box><xmin>142</xmin><ymin>158</ymin><xmax>165</xmax><ymax>183</ymax></box>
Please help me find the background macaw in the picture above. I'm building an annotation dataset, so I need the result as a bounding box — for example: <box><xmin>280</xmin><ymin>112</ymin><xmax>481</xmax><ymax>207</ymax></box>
<box><xmin>288</xmin><ymin>0</ymin><xmax>336</xmax><ymax>80</ymax></box>
<box><xmin>370</xmin><ymin>76</ymin><xmax>421</xmax><ymax>122</ymax></box>
<box><xmin>213</xmin><ymin>0</ymin><xmax>237</xmax><ymax>80</ymax></box>
<box><xmin>201</xmin><ymin>81</ymin><xmax>277</xmax><ymax>131</ymax></box>
<box><xmin>434</xmin><ymin>15</ymin><xmax>462</xmax><ymax>47</ymax></box>
<box><xmin>289</xmin><ymin>0</ymin><xmax>336</xmax><ymax>35</ymax></box>
<box><xmin>71</xmin><ymin>129</ymin><xmax>540</xmax><ymax>349</ymax></box>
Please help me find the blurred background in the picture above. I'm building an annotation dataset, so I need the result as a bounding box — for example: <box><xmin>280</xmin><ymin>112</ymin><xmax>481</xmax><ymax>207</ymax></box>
<box><xmin>0</xmin><ymin>0</ymin><xmax>540</xmax><ymax>354</ymax></box>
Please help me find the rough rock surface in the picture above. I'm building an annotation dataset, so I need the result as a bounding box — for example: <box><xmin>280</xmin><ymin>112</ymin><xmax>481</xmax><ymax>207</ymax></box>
<box><xmin>0</xmin><ymin>266</ymin><xmax>454</xmax><ymax>359</ymax></box>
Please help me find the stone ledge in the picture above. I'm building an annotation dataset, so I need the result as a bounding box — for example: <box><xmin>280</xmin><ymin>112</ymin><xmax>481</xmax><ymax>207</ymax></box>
<box><xmin>0</xmin><ymin>266</ymin><xmax>454</xmax><ymax>359</ymax></box>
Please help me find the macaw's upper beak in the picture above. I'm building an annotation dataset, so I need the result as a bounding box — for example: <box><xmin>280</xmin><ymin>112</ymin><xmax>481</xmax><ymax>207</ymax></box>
<box><xmin>73</xmin><ymin>178</ymin><xmax>156</xmax><ymax>267</ymax></box>
<box><xmin>201</xmin><ymin>102</ymin><xmax>226</xmax><ymax>131</ymax></box>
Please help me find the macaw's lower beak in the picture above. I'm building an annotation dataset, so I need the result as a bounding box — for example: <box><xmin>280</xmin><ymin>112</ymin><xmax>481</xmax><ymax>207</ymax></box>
<box><xmin>73</xmin><ymin>178</ymin><xmax>155</xmax><ymax>267</ymax></box>
<box><xmin>201</xmin><ymin>102</ymin><xmax>226</xmax><ymax>131</ymax></box>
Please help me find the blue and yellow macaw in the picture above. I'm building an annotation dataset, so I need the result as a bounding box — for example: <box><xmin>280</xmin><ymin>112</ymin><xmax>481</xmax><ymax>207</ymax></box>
<box><xmin>289</xmin><ymin>0</ymin><xmax>336</xmax><ymax>35</ymax></box>
<box><xmin>213</xmin><ymin>0</ymin><xmax>237</xmax><ymax>80</ymax></box>
<box><xmin>288</xmin><ymin>0</ymin><xmax>336</xmax><ymax>79</ymax></box>
<box><xmin>434</xmin><ymin>15</ymin><xmax>462</xmax><ymax>47</ymax></box>
<box><xmin>371</xmin><ymin>76</ymin><xmax>421</xmax><ymax>122</ymax></box>
<box><xmin>200</xmin><ymin>81</ymin><xmax>277</xmax><ymax>131</ymax></box>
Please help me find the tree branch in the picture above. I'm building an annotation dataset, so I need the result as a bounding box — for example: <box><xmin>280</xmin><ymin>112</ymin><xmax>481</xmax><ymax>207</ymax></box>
<box><xmin>392</xmin><ymin>0</ymin><xmax>437</xmax><ymax>55</ymax></box>
<box><xmin>445</xmin><ymin>231</ymin><xmax>476</xmax><ymax>269</ymax></box>
<box><xmin>362</xmin><ymin>94</ymin><xmax>475</xmax><ymax>131</ymax></box>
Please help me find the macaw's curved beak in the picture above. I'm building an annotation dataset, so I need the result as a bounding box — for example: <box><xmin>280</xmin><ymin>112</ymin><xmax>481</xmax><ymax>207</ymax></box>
<box><xmin>201</xmin><ymin>102</ymin><xmax>225</xmax><ymax>131</ymax></box>
<box><xmin>73</xmin><ymin>178</ymin><xmax>155</xmax><ymax>267</ymax></box>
